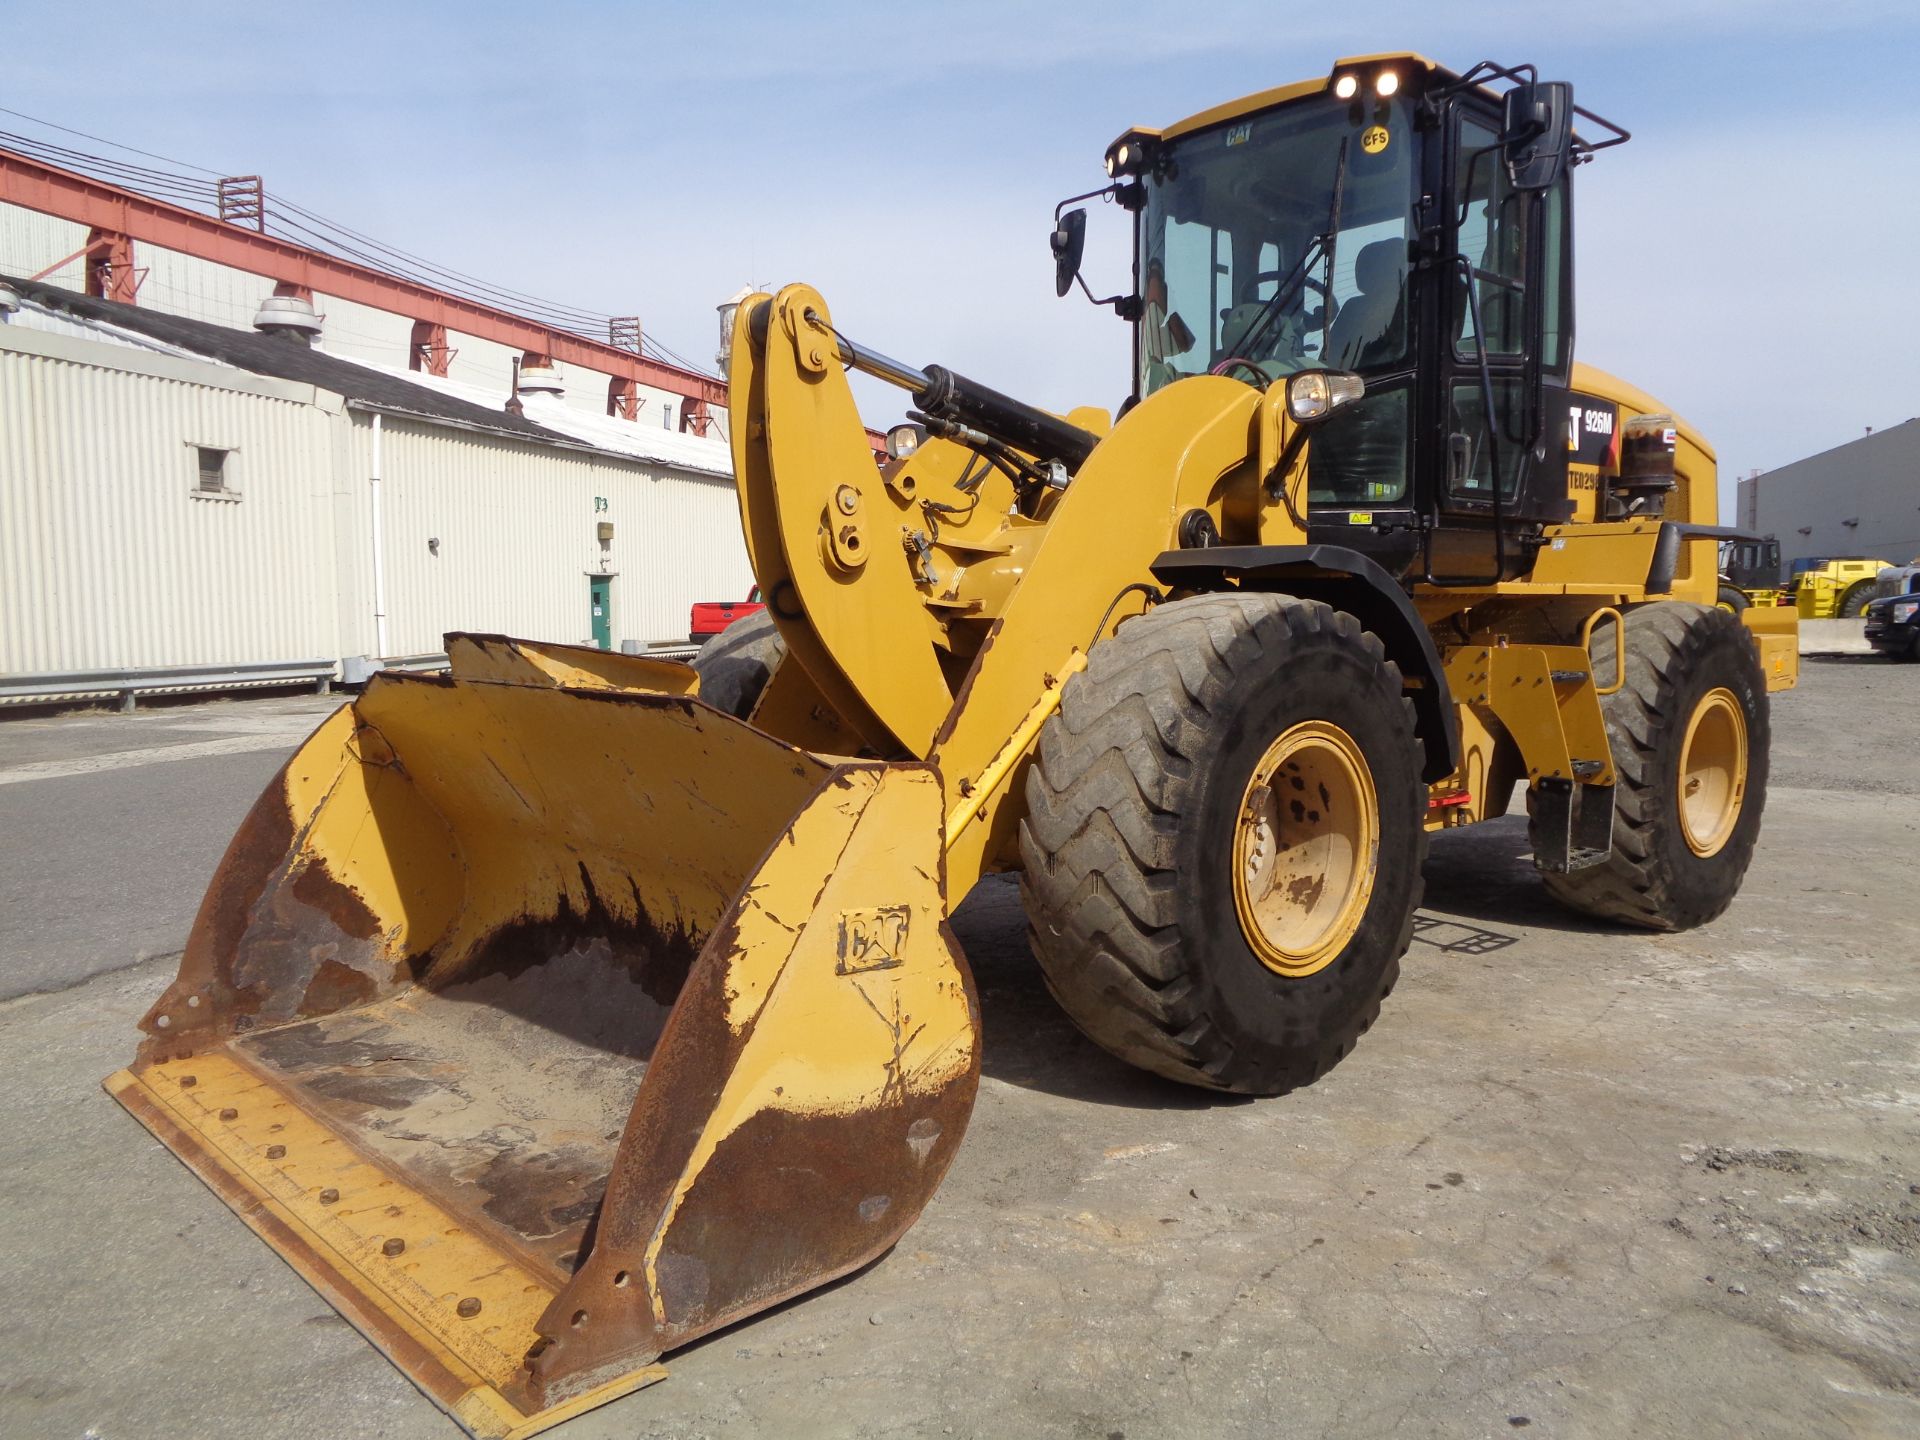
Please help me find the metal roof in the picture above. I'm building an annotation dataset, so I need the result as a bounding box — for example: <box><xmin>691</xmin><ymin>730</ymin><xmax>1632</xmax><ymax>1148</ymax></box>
<box><xmin>3</xmin><ymin>274</ymin><xmax>581</xmax><ymax>443</ymax></box>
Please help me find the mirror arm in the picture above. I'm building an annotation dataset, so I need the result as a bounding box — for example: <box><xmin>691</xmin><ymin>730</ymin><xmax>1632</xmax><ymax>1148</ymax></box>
<box><xmin>1071</xmin><ymin>270</ymin><xmax>1139</xmax><ymax>319</ymax></box>
<box><xmin>1052</xmin><ymin>181</ymin><xmax>1144</xmax><ymax>223</ymax></box>
<box><xmin>1054</xmin><ymin>185</ymin><xmax>1115</xmax><ymax>223</ymax></box>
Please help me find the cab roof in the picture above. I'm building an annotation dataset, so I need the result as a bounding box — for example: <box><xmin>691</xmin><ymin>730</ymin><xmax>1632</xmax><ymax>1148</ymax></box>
<box><xmin>1118</xmin><ymin>53</ymin><xmax>1450</xmax><ymax>149</ymax></box>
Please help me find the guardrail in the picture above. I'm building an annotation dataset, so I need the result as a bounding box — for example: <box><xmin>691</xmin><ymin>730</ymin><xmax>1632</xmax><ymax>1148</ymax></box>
<box><xmin>340</xmin><ymin>653</ymin><xmax>451</xmax><ymax>684</ymax></box>
<box><xmin>0</xmin><ymin>659</ymin><xmax>337</xmax><ymax>712</ymax></box>
<box><xmin>4</xmin><ymin>645</ymin><xmax>696</xmax><ymax>712</ymax></box>
<box><xmin>642</xmin><ymin>643</ymin><xmax>701</xmax><ymax>662</ymax></box>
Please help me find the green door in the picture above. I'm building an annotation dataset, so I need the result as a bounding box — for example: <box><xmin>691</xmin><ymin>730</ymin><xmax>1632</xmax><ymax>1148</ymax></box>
<box><xmin>589</xmin><ymin>575</ymin><xmax>612</xmax><ymax>650</ymax></box>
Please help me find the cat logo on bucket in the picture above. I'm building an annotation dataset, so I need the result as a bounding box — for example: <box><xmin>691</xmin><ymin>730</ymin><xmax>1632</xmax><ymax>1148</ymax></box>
<box><xmin>837</xmin><ymin>905</ymin><xmax>911</xmax><ymax>975</ymax></box>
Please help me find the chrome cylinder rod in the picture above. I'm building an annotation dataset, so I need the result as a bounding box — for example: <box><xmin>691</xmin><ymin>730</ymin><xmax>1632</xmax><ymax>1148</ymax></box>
<box><xmin>806</xmin><ymin>310</ymin><xmax>930</xmax><ymax>393</ymax></box>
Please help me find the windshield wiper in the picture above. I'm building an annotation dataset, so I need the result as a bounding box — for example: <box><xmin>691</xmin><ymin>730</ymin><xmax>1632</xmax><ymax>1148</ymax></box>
<box><xmin>1231</xmin><ymin>135</ymin><xmax>1351</xmax><ymax>369</ymax></box>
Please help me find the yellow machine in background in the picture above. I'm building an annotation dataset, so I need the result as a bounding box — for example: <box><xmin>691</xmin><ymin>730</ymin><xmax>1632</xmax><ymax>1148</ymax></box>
<box><xmin>1793</xmin><ymin>556</ymin><xmax>1890</xmax><ymax>618</ymax></box>
<box><xmin>1718</xmin><ymin>536</ymin><xmax>1792</xmax><ymax>611</ymax></box>
<box><xmin>108</xmin><ymin>54</ymin><xmax>1796</xmax><ymax>1437</ymax></box>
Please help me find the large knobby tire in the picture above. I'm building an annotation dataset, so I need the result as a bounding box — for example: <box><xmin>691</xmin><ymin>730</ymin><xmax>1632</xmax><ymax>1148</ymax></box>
<box><xmin>1018</xmin><ymin>593</ymin><xmax>1427</xmax><ymax>1095</ymax></box>
<box><xmin>1839</xmin><ymin>583</ymin><xmax>1873</xmax><ymax>619</ymax></box>
<box><xmin>1534</xmin><ymin>602</ymin><xmax>1769</xmax><ymax>930</ymax></box>
<box><xmin>1716</xmin><ymin>583</ymin><xmax>1750</xmax><ymax>613</ymax></box>
<box><xmin>690</xmin><ymin>609</ymin><xmax>785</xmax><ymax>719</ymax></box>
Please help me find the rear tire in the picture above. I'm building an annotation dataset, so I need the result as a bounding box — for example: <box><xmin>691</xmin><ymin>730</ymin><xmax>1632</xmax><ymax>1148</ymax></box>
<box><xmin>691</xmin><ymin>610</ymin><xmax>785</xmax><ymax>719</ymax></box>
<box><xmin>1533</xmin><ymin>602</ymin><xmax>1768</xmax><ymax>931</ymax></box>
<box><xmin>1018</xmin><ymin>592</ymin><xmax>1426</xmax><ymax>1095</ymax></box>
<box><xmin>1839</xmin><ymin>583</ymin><xmax>1873</xmax><ymax>619</ymax></box>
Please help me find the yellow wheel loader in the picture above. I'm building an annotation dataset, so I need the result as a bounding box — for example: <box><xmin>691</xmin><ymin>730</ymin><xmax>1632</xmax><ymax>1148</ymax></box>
<box><xmin>1791</xmin><ymin>555</ymin><xmax>1890</xmax><ymax>619</ymax></box>
<box><xmin>108</xmin><ymin>53</ymin><xmax>1799</xmax><ymax>1436</ymax></box>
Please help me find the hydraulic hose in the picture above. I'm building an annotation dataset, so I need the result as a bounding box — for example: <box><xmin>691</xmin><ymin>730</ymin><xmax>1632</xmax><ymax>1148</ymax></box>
<box><xmin>750</xmin><ymin>300</ymin><xmax>1101</xmax><ymax>471</ymax></box>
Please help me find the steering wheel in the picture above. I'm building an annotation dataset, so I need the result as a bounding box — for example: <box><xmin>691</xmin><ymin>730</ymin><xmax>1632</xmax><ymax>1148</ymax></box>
<box><xmin>1252</xmin><ymin>269</ymin><xmax>1334</xmax><ymax>305</ymax></box>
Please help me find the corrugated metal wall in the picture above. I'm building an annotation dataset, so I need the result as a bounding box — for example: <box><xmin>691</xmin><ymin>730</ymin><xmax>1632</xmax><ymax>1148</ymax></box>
<box><xmin>0</xmin><ymin>342</ymin><xmax>339</xmax><ymax>672</ymax></box>
<box><xmin>350</xmin><ymin>415</ymin><xmax>750</xmax><ymax>656</ymax></box>
<box><xmin>2</xmin><ymin>328</ymin><xmax>753</xmax><ymax>682</ymax></box>
<box><xmin>0</xmin><ymin>203</ymin><xmax>89</xmax><ymax>288</ymax></box>
<box><xmin>139</xmin><ymin>244</ymin><xmax>274</xmax><ymax>332</ymax></box>
<box><xmin>313</xmin><ymin>292</ymin><xmax>414</xmax><ymax>370</ymax></box>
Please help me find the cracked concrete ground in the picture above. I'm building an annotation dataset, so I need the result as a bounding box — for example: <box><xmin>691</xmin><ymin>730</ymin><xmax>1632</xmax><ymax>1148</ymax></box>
<box><xmin>0</xmin><ymin>658</ymin><xmax>1915</xmax><ymax>1439</ymax></box>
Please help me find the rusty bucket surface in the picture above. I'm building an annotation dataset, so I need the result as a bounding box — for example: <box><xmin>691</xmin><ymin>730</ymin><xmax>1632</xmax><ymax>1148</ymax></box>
<box><xmin>106</xmin><ymin>635</ymin><xmax>981</xmax><ymax>1438</ymax></box>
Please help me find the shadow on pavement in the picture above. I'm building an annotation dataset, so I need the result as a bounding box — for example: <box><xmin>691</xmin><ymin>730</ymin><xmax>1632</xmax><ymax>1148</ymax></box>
<box><xmin>949</xmin><ymin>875</ymin><xmax>1238</xmax><ymax>1112</ymax></box>
<box><xmin>951</xmin><ymin>811</ymin><xmax>1643</xmax><ymax>1108</ymax></box>
<box><xmin>1420</xmin><ymin>815</ymin><xmax>1619</xmax><ymax>936</ymax></box>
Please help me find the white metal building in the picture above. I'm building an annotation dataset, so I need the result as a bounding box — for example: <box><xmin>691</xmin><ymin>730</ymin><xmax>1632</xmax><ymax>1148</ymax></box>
<box><xmin>0</xmin><ymin>277</ymin><xmax>753</xmax><ymax>705</ymax></box>
<box><xmin>1736</xmin><ymin>420</ymin><xmax>1920</xmax><ymax>576</ymax></box>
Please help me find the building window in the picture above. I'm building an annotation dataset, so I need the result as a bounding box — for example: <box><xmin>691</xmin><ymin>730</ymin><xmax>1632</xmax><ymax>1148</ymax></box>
<box><xmin>190</xmin><ymin>445</ymin><xmax>239</xmax><ymax>500</ymax></box>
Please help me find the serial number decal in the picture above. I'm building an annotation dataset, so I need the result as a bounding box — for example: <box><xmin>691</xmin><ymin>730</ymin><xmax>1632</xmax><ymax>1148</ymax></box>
<box><xmin>1564</xmin><ymin>395</ymin><xmax>1621</xmax><ymax>468</ymax></box>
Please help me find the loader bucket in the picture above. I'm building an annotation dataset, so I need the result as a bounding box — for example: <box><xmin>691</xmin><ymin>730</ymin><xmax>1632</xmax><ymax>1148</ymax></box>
<box><xmin>105</xmin><ymin>636</ymin><xmax>980</xmax><ymax>1438</ymax></box>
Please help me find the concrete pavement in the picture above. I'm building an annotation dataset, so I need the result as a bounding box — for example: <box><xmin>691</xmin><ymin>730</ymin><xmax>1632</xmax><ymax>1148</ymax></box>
<box><xmin>0</xmin><ymin>663</ymin><xmax>1916</xmax><ymax>1439</ymax></box>
<box><xmin>0</xmin><ymin>693</ymin><xmax>336</xmax><ymax>1001</ymax></box>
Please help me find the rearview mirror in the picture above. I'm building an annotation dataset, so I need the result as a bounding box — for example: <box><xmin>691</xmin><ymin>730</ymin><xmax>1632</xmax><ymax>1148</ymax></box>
<box><xmin>1051</xmin><ymin>209</ymin><xmax>1087</xmax><ymax>298</ymax></box>
<box><xmin>1502</xmin><ymin>80</ymin><xmax>1574</xmax><ymax>190</ymax></box>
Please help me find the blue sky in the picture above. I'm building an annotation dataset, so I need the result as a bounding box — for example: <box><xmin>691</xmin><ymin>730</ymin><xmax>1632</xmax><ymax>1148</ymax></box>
<box><xmin>8</xmin><ymin>1</ymin><xmax>1918</xmax><ymax>505</ymax></box>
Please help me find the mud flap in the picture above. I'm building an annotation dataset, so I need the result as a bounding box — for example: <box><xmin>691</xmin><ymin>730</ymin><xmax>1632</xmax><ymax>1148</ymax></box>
<box><xmin>106</xmin><ymin>638</ymin><xmax>980</xmax><ymax>1437</ymax></box>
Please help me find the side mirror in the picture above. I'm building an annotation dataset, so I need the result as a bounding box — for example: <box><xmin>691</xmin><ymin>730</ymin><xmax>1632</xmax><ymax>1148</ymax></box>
<box><xmin>1502</xmin><ymin>80</ymin><xmax>1574</xmax><ymax>190</ymax></box>
<box><xmin>1051</xmin><ymin>209</ymin><xmax>1087</xmax><ymax>298</ymax></box>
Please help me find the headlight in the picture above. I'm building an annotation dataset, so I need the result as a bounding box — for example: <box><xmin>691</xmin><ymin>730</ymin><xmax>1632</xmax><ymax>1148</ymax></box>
<box><xmin>1895</xmin><ymin>601</ymin><xmax>1918</xmax><ymax>623</ymax></box>
<box><xmin>885</xmin><ymin>423</ymin><xmax>926</xmax><ymax>461</ymax></box>
<box><xmin>1375</xmin><ymin>70</ymin><xmax>1399</xmax><ymax>97</ymax></box>
<box><xmin>1286</xmin><ymin>370</ymin><xmax>1366</xmax><ymax>424</ymax></box>
<box><xmin>1333</xmin><ymin>73</ymin><xmax>1359</xmax><ymax>100</ymax></box>
<box><xmin>1105</xmin><ymin>135</ymin><xmax>1151</xmax><ymax>177</ymax></box>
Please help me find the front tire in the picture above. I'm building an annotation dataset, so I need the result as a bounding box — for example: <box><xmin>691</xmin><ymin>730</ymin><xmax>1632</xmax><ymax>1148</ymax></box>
<box><xmin>1534</xmin><ymin>603</ymin><xmax>1768</xmax><ymax>930</ymax></box>
<box><xmin>1839</xmin><ymin>583</ymin><xmax>1873</xmax><ymax>619</ymax></box>
<box><xmin>1716</xmin><ymin>583</ymin><xmax>1750</xmax><ymax>613</ymax></box>
<box><xmin>690</xmin><ymin>610</ymin><xmax>785</xmax><ymax>719</ymax></box>
<box><xmin>1018</xmin><ymin>593</ymin><xmax>1426</xmax><ymax>1095</ymax></box>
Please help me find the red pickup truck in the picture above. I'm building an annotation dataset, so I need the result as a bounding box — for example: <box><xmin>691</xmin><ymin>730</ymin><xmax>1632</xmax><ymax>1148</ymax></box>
<box><xmin>689</xmin><ymin>586</ymin><xmax>764</xmax><ymax>642</ymax></box>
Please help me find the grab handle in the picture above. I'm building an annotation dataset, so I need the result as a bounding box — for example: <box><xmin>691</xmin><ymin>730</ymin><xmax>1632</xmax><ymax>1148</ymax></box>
<box><xmin>1581</xmin><ymin>607</ymin><xmax>1625</xmax><ymax>696</ymax></box>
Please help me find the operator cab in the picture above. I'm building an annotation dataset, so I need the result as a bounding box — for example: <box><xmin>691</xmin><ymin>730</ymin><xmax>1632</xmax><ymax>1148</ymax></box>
<box><xmin>1068</xmin><ymin>56</ymin><xmax>1626</xmax><ymax>584</ymax></box>
<box><xmin>1721</xmin><ymin>537</ymin><xmax>1782</xmax><ymax>592</ymax></box>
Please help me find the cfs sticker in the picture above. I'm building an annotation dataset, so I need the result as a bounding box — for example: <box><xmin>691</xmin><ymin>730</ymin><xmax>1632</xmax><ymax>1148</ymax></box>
<box><xmin>1361</xmin><ymin>125</ymin><xmax>1390</xmax><ymax>155</ymax></box>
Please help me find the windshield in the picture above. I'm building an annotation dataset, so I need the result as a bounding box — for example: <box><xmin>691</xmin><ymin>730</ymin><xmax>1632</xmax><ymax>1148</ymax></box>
<box><xmin>1138</xmin><ymin>94</ymin><xmax>1418</xmax><ymax>395</ymax></box>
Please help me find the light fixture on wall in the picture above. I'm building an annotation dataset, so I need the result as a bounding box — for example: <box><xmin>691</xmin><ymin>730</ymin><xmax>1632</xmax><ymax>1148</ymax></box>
<box><xmin>428</xmin><ymin>536</ymin><xmax>441</xmax><ymax>555</ymax></box>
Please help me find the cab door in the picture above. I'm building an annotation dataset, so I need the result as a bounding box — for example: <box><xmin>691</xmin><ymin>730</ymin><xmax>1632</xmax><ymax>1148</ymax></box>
<box><xmin>1426</xmin><ymin>102</ymin><xmax>1575</xmax><ymax>575</ymax></box>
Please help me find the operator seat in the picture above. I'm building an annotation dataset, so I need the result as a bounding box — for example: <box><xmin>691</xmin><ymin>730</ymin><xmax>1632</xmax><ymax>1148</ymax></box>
<box><xmin>1327</xmin><ymin>238</ymin><xmax>1407</xmax><ymax>369</ymax></box>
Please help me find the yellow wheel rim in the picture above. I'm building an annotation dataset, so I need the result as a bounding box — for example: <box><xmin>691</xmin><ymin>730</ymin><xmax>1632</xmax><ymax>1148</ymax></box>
<box><xmin>1678</xmin><ymin>687</ymin><xmax>1748</xmax><ymax>858</ymax></box>
<box><xmin>1232</xmin><ymin>721</ymin><xmax>1379</xmax><ymax>978</ymax></box>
